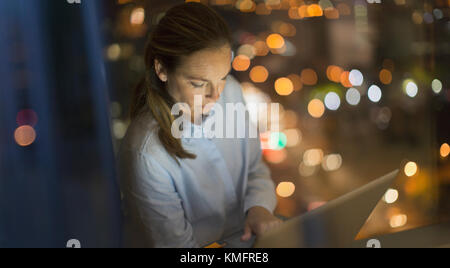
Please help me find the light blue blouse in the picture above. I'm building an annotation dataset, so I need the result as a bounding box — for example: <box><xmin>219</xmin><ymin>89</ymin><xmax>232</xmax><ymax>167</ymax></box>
<box><xmin>117</xmin><ymin>75</ymin><xmax>277</xmax><ymax>248</ymax></box>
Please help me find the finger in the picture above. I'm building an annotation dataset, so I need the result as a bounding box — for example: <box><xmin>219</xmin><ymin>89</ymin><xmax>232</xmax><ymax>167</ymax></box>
<box><xmin>240</xmin><ymin>224</ymin><xmax>252</xmax><ymax>242</ymax></box>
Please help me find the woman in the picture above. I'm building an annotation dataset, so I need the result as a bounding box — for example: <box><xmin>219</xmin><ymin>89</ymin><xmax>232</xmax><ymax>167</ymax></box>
<box><xmin>118</xmin><ymin>2</ymin><xmax>282</xmax><ymax>248</ymax></box>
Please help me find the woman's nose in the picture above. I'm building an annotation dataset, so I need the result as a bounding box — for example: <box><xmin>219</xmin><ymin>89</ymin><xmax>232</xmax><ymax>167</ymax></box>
<box><xmin>208</xmin><ymin>84</ymin><xmax>220</xmax><ymax>101</ymax></box>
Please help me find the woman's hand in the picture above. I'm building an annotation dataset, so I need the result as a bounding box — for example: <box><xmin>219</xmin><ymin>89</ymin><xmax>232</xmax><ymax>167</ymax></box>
<box><xmin>240</xmin><ymin>206</ymin><xmax>283</xmax><ymax>242</ymax></box>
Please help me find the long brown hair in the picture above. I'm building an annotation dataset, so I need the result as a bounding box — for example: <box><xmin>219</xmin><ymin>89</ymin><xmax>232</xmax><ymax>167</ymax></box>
<box><xmin>130</xmin><ymin>2</ymin><xmax>232</xmax><ymax>163</ymax></box>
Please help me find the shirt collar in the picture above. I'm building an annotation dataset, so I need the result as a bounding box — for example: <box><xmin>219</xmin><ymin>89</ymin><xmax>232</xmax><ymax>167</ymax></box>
<box><xmin>180</xmin><ymin>104</ymin><xmax>218</xmax><ymax>141</ymax></box>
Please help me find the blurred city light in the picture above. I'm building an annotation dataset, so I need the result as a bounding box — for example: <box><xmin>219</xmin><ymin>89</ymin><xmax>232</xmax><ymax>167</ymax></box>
<box><xmin>275</xmin><ymin>77</ymin><xmax>294</xmax><ymax>96</ymax></box>
<box><xmin>250</xmin><ymin>66</ymin><xmax>269</xmax><ymax>83</ymax></box>
<box><xmin>301</xmin><ymin>68</ymin><xmax>318</xmax><ymax>86</ymax></box>
<box><xmin>324</xmin><ymin>92</ymin><xmax>341</xmax><ymax>111</ymax></box>
<box><xmin>346</xmin><ymin>88</ymin><xmax>361</xmax><ymax>106</ymax></box>
<box><xmin>349</xmin><ymin>69</ymin><xmax>364</xmax><ymax>87</ymax></box>
<box><xmin>232</xmin><ymin>55</ymin><xmax>251</xmax><ymax>71</ymax></box>
<box><xmin>308</xmin><ymin>99</ymin><xmax>325</xmax><ymax>118</ymax></box>
<box><xmin>403</xmin><ymin>80</ymin><xmax>419</xmax><ymax>98</ymax></box>
<box><xmin>266</xmin><ymin>33</ymin><xmax>285</xmax><ymax>49</ymax></box>
<box><xmin>404</xmin><ymin>161</ymin><xmax>418</xmax><ymax>177</ymax></box>
<box><xmin>440</xmin><ymin>143</ymin><xmax>450</xmax><ymax>158</ymax></box>
<box><xmin>14</xmin><ymin>125</ymin><xmax>37</xmax><ymax>147</ymax></box>
<box><xmin>130</xmin><ymin>7</ymin><xmax>145</xmax><ymax>25</ymax></box>
<box><xmin>432</xmin><ymin>79</ymin><xmax>443</xmax><ymax>94</ymax></box>
<box><xmin>276</xmin><ymin>182</ymin><xmax>296</xmax><ymax>198</ymax></box>
<box><xmin>368</xmin><ymin>85</ymin><xmax>382</xmax><ymax>103</ymax></box>
<box><xmin>303</xmin><ymin>149</ymin><xmax>324</xmax><ymax>167</ymax></box>
<box><xmin>384</xmin><ymin>189</ymin><xmax>399</xmax><ymax>204</ymax></box>
<box><xmin>379</xmin><ymin>69</ymin><xmax>393</xmax><ymax>85</ymax></box>
<box><xmin>322</xmin><ymin>154</ymin><xmax>343</xmax><ymax>172</ymax></box>
<box><xmin>390</xmin><ymin>214</ymin><xmax>408</xmax><ymax>229</ymax></box>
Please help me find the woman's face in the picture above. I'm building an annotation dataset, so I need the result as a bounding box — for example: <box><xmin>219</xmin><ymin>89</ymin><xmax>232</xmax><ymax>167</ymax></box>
<box><xmin>156</xmin><ymin>44</ymin><xmax>232</xmax><ymax>124</ymax></box>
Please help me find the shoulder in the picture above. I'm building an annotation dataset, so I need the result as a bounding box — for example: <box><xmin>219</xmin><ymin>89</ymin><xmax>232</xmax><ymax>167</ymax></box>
<box><xmin>221</xmin><ymin>75</ymin><xmax>245</xmax><ymax>104</ymax></box>
<box><xmin>119</xmin><ymin>113</ymin><xmax>172</xmax><ymax>164</ymax></box>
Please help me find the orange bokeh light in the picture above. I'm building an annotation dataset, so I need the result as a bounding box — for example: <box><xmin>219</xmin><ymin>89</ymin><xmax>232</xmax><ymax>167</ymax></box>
<box><xmin>324</xmin><ymin>8</ymin><xmax>340</xmax><ymax>19</ymax></box>
<box><xmin>250</xmin><ymin>66</ymin><xmax>269</xmax><ymax>83</ymax></box>
<box><xmin>232</xmin><ymin>55</ymin><xmax>251</xmax><ymax>71</ymax></box>
<box><xmin>340</xmin><ymin>71</ymin><xmax>352</xmax><ymax>88</ymax></box>
<box><xmin>307</xmin><ymin>4</ymin><xmax>323</xmax><ymax>17</ymax></box>
<box><xmin>263</xmin><ymin>148</ymin><xmax>287</xmax><ymax>164</ymax></box>
<box><xmin>298</xmin><ymin>5</ymin><xmax>308</xmax><ymax>18</ymax></box>
<box><xmin>301</xmin><ymin>68</ymin><xmax>318</xmax><ymax>86</ymax></box>
<box><xmin>308</xmin><ymin>99</ymin><xmax>325</xmax><ymax>118</ymax></box>
<box><xmin>14</xmin><ymin>125</ymin><xmax>36</xmax><ymax>147</ymax></box>
<box><xmin>253</xmin><ymin>41</ymin><xmax>269</xmax><ymax>56</ymax></box>
<box><xmin>379</xmin><ymin>69</ymin><xmax>393</xmax><ymax>85</ymax></box>
<box><xmin>327</xmin><ymin>65</ymin><xmax>343</xmax><ymax>83</ymax></box>
<box><xmin>441</xmin><ymin>143</ymin><xmax>450</xmax><ymax>158</ymax></box>
<box><xmin>275</xmin><ymin>77</ymin><xmax>294</xmax><ymax>96</ymax></box>
<box><xmin>266</xmin><ymin>33</ymin><xmax>285</xmax><ymax>49</ymax></box>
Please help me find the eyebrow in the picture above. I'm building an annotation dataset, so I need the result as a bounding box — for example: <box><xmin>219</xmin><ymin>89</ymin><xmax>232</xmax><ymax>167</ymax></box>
<box><xmin>187</xmin><ymin>68</ymin><xmax>231</xmax><ymax>83</ymax></box>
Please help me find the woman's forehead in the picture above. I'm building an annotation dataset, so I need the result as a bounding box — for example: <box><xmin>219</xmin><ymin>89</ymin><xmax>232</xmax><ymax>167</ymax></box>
<box><xmin>178</xmin><ymin>47</ymin><xmax>232</xmax><ymax>79</ymax></box>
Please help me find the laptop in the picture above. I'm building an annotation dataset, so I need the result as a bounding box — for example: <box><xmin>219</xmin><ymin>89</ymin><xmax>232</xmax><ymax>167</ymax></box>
<box><xmin>252</xmin><ymin>170</ymin><xmax>399</xmax><ymax>248</ymax></box>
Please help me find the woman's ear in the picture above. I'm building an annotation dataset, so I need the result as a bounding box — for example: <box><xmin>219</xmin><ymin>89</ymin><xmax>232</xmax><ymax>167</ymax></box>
<box><xmin>154</xmin><ymin>59</ymin><xmax>168</xmax><ymax>82</ymax></box>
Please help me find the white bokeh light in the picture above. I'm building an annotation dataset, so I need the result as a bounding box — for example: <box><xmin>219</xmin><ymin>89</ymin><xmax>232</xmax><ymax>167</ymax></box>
<box><xmin>345</xmin><ymin>88</ymin><xmax>361</xmax><ymax>106</ymax></box>
<box><xmin>405</xmin><ymin>81</ymin><xmax>418</xmax><ymax>98</ymax></box>
<box><xmin>432</xmin><ymin>79</ymin><xmax>443</xmax><ymax>94</ymax></box>
<box><xmin>324</xmin><ymin>92</ymin><xmax>341</xmax><ymax>111</ymax></box>
<box><xmin>349</xmin><ymin>69</ymin><xmax>364</xmax><ymax>86</ymax></box>
<box><xmin>368</xmin><ymin>85</ymin><xmax>382</xmax><ymax>103</ymax></box>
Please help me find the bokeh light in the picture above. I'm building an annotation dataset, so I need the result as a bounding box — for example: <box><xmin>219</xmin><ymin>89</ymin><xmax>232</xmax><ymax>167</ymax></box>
<box><xmin>249</xmin><ymin>66</ymin><xmax>269</xmax><ymax>83</ymax></box>
<box><xmin>266</xmin><ymin>33</ymin><xmax>285</xmax><ymax>49</ymax></box>
<box><xmin>379</xmin><ymin>69</ymin><xmax>393</xmax><ymax>85</ymax></box>
<box><xmin>406</xmin><ymin>82</ymin><xmax>418</xmax><ymax>98</ymax></box>
<box><xmin>324</xmin><ymin>92</ymin><xmax>341</xmax><ymax>111</ymax></box>
<box><xmin>269</xmin><ymin>132</ymin><xmax>288</xmax><ymax>150</ymax></box>
<box><xmin>130</xmin><ymin>7</ymin><xmax>145</xmax><ymax>25</ymax></box>
<box><xmin>440</xmin><ymin>143</ymin><xmax>450</xmax><ymax>158</ymax></box>
<box><xmin>340</xmin><ymin>71</ymin><xmax>352</xmax><ymax>88</ymax></box>
<box><xmin>237</xmin><ymin>44</ymin><xmax>256</xmax><ymax>59</ymax></box>
<box><xmin>16</xmin><ymin>109</ymin><xmax>38</xmax><ymax>127</ymax></box>
<box><xmin>308</xmin><ymin>99</ymin><xmax>325</xmax><ymax>118</ymax></box>
<box><xmin>307</xmin><ymin>4</ymin><xmax>323</xmax><ymax>17</ymax></box>
<box><xmin>303</xmin><ymin>149</ymin><xmax>324</xmax><ymax>167</ymax></box>
<box><xmin>384</xmin><ymin>189</ymin><xmax>399</xmax><ymax>204</ymax></box>
<box><xmin>106</xmin><ymin>44</ymin><xmax>121</xmax><ymax>61</ymax></box>
<box><xmin>275</xmin><ymin>77</ymin><xmax>294</xmax><ymax>96</ymax></box>
<box><xmin>431</xmin><ymin>79</ymin><xmax>443</xmax><ymax>94</ymax></box>
<box><xmin>283</xmin><ymin>128</ymin><xmax>302</xmax><ymax>147</ymax></box>
<box><xmin>368</xmin><ymin>85</ymin><xmax>382</xmax><ymax>103</ymax></box>
<box><xmin>276</xmin><ymin>182</ymin><xmax>296</xmax><ymax>198</ymax></box>
<box><xmin>113</xmin><ymin>120</ymin><xmax>128</xmax><ymax>140</ymax></box>
<box><xmin>390</xmin><ymin>214</ymin><xmax>408</xmax><ymax>228</ymax></box>
<box><xmin>346</xmin><ymin>88</ymin><xmax>361</xmax><ymax>106</ymax></box>
<box><xmin>253</xmin><ymin>41</ymin><xmax>269</xmax><ymax>56</ymax></box>
<box><xmin>324</xmin><ymin>8</ymin><xmax>340</xmax><ymax>19</ymax></box>
<box><xmin>322</xmin><ymin>154</ymin><xmax>343</xmax><ymax>172</ymax></box>
<box><xmin>14</xmin><ymin>125</ymin><xmax>37</xmax><ymax>147</ymax></box>
<box><xmin>301</xmin><ymin>68</ymin><xmax>318</xmax><ymax>86</ymax></box>
<box><xmin>232</xmin><ymin>55</ymin><xmax>251</xmax><ymax>71</ymax></box>
<box><xmin>264</xmin><ymin>148</ymin><xmax>288</xmax><ymax>164</ymax></box>
<box><xmin>403</xmin><ymin>80</ymin><xmax>418</xmax><ymax>98</ymax></box>
<box><xmin>349</xmin><ymin>69</ymin><xmax>364</xmax><ymax>86</ymax></box>
<box><xmin>404</xmin><ymin>161</ymin><xmax>418</xmax><ymax>177</ymax></box>
<box><xmin>327</xmin><ymin>65</ymin><xmax>343</xmax><ymax>83</ymax></box>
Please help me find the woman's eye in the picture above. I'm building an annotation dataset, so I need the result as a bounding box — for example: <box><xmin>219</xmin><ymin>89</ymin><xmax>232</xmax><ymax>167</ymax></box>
<box><xmin>191</xmin><ymin>82</ymin><xmax>204</xmax><ymax>88</ymax></box>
